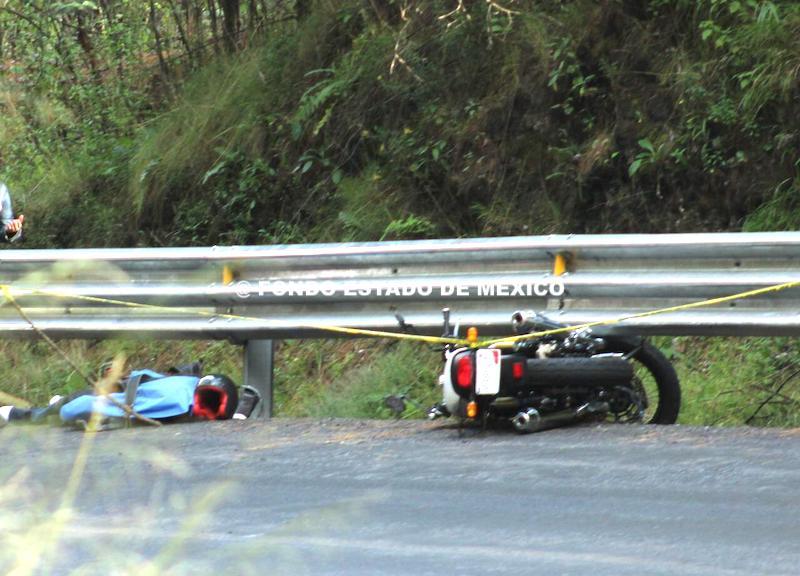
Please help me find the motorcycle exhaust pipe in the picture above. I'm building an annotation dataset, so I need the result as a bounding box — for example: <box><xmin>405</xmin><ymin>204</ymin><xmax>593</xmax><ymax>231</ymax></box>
<box><xmin>511</xmin><ymin>401</ymin><xmax>610</xmax><ymax>433</ymax></box>
<box><xmin>512</xmin><ymin>408</ymin><xmax>578</xmax><ymax>433</ymax></box>
<box><xmin>511</xmin><ymin>407</ymin><xmax>542</xmax><ymax>432</ymax></box>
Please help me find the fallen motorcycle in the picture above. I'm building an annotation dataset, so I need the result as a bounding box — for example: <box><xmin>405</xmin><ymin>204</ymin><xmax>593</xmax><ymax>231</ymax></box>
<box><xmin>429</xmin><ymin>309</ymin><xmax>680</xmax><ymax>432</ymax></box>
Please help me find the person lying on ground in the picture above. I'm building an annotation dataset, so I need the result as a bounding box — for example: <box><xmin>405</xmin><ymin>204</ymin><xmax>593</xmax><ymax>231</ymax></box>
<box><xmin>0</xmin><ymin>362</ymin><xmax>260</xmax><ymax>427</ymax></box>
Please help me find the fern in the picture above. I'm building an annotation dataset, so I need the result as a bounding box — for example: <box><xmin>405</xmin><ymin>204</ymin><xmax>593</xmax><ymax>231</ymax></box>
<box><xmin>291</xmin><ymin>69</ymin><xmax>355</xmax><ymax>139</ymax></box>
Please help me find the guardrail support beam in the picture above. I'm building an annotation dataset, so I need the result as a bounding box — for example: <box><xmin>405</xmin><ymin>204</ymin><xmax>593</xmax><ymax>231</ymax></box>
<box><xmin>243</xmin><ymin>339</ymin><xmax>274</xmax><ymax>418</ymax></box>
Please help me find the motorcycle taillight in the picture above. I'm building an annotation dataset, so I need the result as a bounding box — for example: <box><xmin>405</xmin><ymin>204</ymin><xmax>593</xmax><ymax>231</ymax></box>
<box><xmin>456</xmin><ymin>354</ymin><xmax>474</xmax><ymax>389</ymax></box>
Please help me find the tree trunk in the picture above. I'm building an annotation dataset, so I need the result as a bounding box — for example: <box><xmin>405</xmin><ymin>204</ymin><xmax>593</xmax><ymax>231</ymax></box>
<box><xmin>166</xmin><ymin>0</ymin><xmax>194</xmax><ymax>66</ymax></box>
<box><xmin>190</xmin><ymin>0</ymin><xmax>204</xmax><ymax>58</ymax></box>
<box><xmin>75</xmin><ymin>12</ymin><xmax>101</xmax><ymax>81</ymax></box>
<box><xmin>149</xmin><ymin>0</ymin><xmax>172</xmax><ymax>88</ymax></box>
<box><xmin>207</xmin><ymin>0</ymin><xmax>221</xmax><ymax>54</ymax></box>
<box><xmin>248</xmin><ymin>0</ymin><xmax>257</xmax><ymax>35</ymax></box>
<box><xmin>296</xmin><ymin>0</ymin><xmax>311</xmax><ymax>21</ymax></box>
<box><xmin>220</xmin><ymin>0</ymin><xmax>240</xmax><ymax>52</ymax></box>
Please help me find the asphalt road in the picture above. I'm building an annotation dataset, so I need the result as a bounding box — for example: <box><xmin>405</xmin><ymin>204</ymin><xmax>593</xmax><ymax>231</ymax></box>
<box><xmin>1</xmin><ymin>419</ymin><xmax>798</xmax><ymax>575</ymax></box>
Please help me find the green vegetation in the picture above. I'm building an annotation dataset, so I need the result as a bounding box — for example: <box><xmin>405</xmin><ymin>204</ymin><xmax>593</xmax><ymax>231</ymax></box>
<box><xmin>275</xmin><ymin>340</ymin><xmax>440</xmax><ymax>419</ymax></box>
<box><xmin>666</xmin><ymin>336</ymin><xmax>800</xmax><ymax>427</ymax></box>
<box><xmin>6</xmin><ymin>0</ymin><xmax>800</xmax><ymax>246</ymax></box>
<box><xmin>1</xmin><ymin>1</ymin><xmax>800</xmax><ymax>425</ymax></box>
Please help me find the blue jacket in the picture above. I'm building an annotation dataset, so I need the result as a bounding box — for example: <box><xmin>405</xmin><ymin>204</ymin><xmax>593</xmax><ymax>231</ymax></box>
<box><xmin>60</xmin><ymin>370</ymin><xmax>200</xmax><ymax>422</ymax></box>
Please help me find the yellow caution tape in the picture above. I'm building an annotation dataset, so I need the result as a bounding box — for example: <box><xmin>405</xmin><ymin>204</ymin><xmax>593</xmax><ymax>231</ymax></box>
<box><xmin>0</xmin><ymin>284</ymin><xmax>468</xmax><ymax>346</ymax></box>
<box><xmin>2</xmin><ymin>280</ymin><xmax>799</xmax><ymax>349</ymax></box>
<box><xmin>481</xmin><ymin>280</ymin><xmax>800</xmax><ymax>347</ymax></box>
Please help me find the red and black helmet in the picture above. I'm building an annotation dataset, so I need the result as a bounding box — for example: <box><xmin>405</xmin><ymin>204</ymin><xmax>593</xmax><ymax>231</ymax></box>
<box><xmin>192</xmin><ymin>374</ymin><xmax>239</xmax><ymax>420</ymax></box>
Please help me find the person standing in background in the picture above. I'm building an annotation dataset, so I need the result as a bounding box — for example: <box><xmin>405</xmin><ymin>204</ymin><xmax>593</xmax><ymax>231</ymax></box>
<box><xmin>1</xmin><ymin>181</ymin><xmax>24</xmax><ymax>242</ymax></box>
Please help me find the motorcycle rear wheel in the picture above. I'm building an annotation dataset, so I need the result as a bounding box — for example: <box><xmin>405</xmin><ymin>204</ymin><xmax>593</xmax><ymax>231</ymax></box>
<box><xmin>605</xmin><ymin>339</ymin><xmax>681</xmax><ymax>425</ymax></box>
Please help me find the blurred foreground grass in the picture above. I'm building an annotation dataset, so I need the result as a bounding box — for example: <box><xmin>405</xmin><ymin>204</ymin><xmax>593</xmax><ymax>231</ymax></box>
<box><xmin>0</xmin><ymin>337</ymin><xmax>798</xmax><ymax>427</ymax></box>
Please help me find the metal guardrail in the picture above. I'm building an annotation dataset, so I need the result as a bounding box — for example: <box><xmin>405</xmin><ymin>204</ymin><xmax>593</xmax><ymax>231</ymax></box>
<box><xmin>1</xmin><ymin>232</ymin><xmax>800</xmax><ymax>339</ymax></box>
<box><xmin>3</xmin><ymin>232</ymin><xmax>799</xmax><ymax>417</ymax></box>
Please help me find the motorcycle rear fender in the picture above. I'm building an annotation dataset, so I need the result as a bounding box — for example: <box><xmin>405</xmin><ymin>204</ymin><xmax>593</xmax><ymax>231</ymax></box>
<box><xmin>440</xmin><ymin>347</ymin><xmax>467</xmax><ymax>415</ymax></box>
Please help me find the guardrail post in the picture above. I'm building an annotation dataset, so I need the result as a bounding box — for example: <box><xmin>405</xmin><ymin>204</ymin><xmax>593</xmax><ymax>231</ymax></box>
<box><xmin>243</xmin><ymin>339</ymin><xmax>274</xmax><ymax>418</ymax></box>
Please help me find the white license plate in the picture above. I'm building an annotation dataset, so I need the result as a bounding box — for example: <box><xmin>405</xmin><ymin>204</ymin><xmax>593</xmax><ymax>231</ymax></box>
<box><xmin>475</xmin><ymin>349</ymin><xmax>501</xmax><ymax>395</ymax></box>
